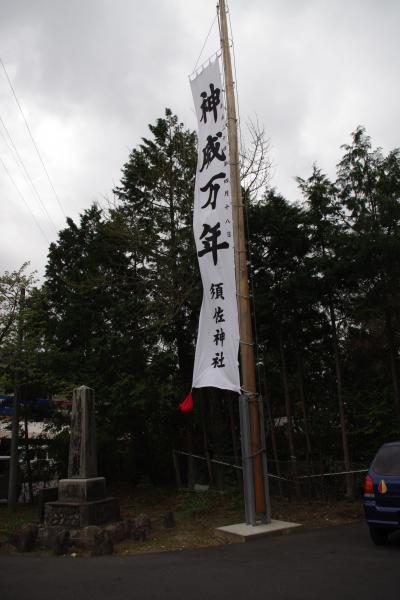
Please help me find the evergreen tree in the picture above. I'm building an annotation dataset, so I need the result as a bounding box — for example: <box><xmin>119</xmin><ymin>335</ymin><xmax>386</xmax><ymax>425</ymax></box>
<box><xmin>113</xmin><ymin>108</ymin><xmax>200</xmax><ymax>391</ymax></box>
<box><xmin>249</xmin><ymin>191</ymin><xmax>311</xmax><ymax>483</ymax></box>
<box><xmin>336</xmin><ymin>127</ymin><xmax>400</xmax><ymax>424</ymax></box>
<box><xmin>0</xmin><ymin>264</ymin><xmax>35</xmax><ymax>392</ymax></box>
<box><xmin>298</xmin><ymin>166</ymin><xmax>355</xmax><ymax>496</ymax></box>
<box><xmin>43</xmin><ymin>205</ymin><xmax>166</xmax><ymax>480</ymax></box>
<box><xmin>41</xmin><ymin>110</ymin><xmax>201</xmax><ymax>482</ymax></box>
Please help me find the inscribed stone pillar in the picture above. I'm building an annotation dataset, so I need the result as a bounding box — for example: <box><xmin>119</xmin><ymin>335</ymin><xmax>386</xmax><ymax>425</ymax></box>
<box><xmin>68</xmin><ymin>385</ymin><xmax>97</xmax><ymax>479</ymax></box>
<box><xmin>44</xmin><ymin>385</ymin><xmax>120</xmax><ymax>527</ymax></box>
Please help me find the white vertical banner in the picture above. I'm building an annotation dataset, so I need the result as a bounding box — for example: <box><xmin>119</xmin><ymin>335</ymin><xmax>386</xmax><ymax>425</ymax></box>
<box><xmin>190</xmin><ymin>58</ymin><xmax>240</xmax><ymax>394</ymax></box>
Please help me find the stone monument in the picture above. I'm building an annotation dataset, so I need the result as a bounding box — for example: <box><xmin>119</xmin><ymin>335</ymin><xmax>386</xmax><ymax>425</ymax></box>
<box><xmin>45</xmin><ymin>386</ymin><xmax>120</xmax><ymax>528</ymax></box>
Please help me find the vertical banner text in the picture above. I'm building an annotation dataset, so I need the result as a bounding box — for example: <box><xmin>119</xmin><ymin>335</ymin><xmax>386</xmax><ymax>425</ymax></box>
<box><xmin>190</xmin><ymin>59</ymin><xmax>240</xmax><ymax>393</ymax></box>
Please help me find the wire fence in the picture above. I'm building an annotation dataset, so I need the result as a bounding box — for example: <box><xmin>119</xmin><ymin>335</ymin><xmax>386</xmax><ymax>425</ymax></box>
<box><xmin>173</xmin><ymin>450</ymin><xmax>368</xmax><ymax>501</ymax></box>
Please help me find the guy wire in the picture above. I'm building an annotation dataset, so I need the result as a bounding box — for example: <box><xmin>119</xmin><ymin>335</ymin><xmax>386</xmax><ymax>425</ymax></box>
<box><xmin>192</xmin><ymin>14</ymin><xmax>218</xmax><ymax>73</ymax></box>
<box><xmin>228</xmin><ymin>4</ymin><xmax>264</xmax><ymax>397</ymax></box>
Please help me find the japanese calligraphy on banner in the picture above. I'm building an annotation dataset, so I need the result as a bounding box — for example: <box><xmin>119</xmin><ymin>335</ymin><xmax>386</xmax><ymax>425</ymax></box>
<box><xmin>190</xmin><ymin>59</ymin><xmax>240</xmax><ymax>393</ymax></box>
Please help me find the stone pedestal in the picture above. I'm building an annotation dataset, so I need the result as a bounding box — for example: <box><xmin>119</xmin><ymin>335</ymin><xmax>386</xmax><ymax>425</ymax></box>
<box><xmin>44</xmin><ymin>386</ymin><xmax>120</xmax><ymax>528</ymax></box>
<box><xmin>44</xmin><ymin>498</ymin><xmax>120</xmax><ymax>529</ymax></box>
<box><xmin>58</xmin><ymin>477</ymin><xmax>106</xmax><ymax>502</ymax></box>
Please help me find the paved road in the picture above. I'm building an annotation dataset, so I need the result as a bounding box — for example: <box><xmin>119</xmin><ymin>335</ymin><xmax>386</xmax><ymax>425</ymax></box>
<box><xmin>1</xmin><ymin>522</ymin><xmax>399</xmax><ymax>600</ymax></box>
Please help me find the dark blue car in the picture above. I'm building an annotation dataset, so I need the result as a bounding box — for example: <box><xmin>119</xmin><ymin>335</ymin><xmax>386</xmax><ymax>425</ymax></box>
<box><xmin>363</xmin><ymin>441</ymin><xmax>400</xmax><ymax>545</ymax></box>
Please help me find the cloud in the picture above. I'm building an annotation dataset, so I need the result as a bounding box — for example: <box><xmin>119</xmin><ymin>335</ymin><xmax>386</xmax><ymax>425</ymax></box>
<box><xmin>0</xmin><ymin>0</ymin><xmax>400</xmax><ymax>275</ymax></box>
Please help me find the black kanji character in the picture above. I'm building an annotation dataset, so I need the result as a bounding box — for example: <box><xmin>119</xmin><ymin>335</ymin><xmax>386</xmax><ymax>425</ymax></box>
<box><xmin>199</xmin><ymin>132</ymin><xmax>226</xmax><ymax>172</ymax></box>
<box><xmin>213</xmin><ymin>328</ymin><xmax>225</xmax><ymax>346</ymax></box>
<box><xmin>210</xmin><ymin>282</ymin><xmax>224</xmax><ymax>300</ymax></box>
<box><xmin>211</xmin><ymin>352</ymin><xmax>225</xmax><ymax>368</ymax></box>
<box><xmin>197</xmin><ymin>222</ymin><xmax>229</xmax><ymax>265</ymax></box>
<box><xmin>200</xmin><ymin>172</ymin><xmax>225</xmax><ymax>210</ymax></box>
<box><xmin>213</xmin><ymin>306</ymin><xmax>225</xmax><ymax>323</ymax></box>
<box><xmin>200</xmin><ymin>83</ymin><xmax>221</xmax><ymax>124</ymax></box>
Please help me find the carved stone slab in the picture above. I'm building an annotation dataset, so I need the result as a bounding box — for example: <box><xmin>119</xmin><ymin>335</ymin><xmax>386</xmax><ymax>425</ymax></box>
<box><xmin>44</xmin><ymin>498</ymin><xmax>120</xmax><ymax>528</ymax></box>
<box><xmin>68</xmin><ymin>386</ymin><xmax>97</xmax><ymax>478</ymax></box>
<box><xmin>58</xmin><ymin>477</ymin><xmax>106</xmax><ymax>503</ymax></box>
<box><xmin>44</xmin><ymin>385</ymin><xmax>120</xmax><ymax>529</ymax></box>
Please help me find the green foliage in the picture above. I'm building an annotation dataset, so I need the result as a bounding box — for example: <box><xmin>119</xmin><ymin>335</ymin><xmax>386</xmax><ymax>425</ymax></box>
<box><xmin>252</xmin><ymin>128</ymin><xmax>400</xmax><ymax>470</ymax></box>
<box><xmin>4</xmin><ymin>118</ymin><xmax>400</xmax><ymax>486</ymax></box>
<box><xmin>24</xmin><ymin>110</ymin><xmax>201</xmax><ymax>482</ymax></box>
<box><xmin>0</xmin><ymin>263</ymin><xmax>36</xmax><ymax>392</ymax></box>
<box><xmin>0</xmin><ymin>507</ymin><xmax>37</xmax><ymax>543</ymax></box>
<box><xmin>113</xmin><ymin>108</ymin><xmax>201</xmax><ymax>388</ymax></box>
<box><xmin>176</xmin><ymin>488</ymin><xmax>242</xmax><ymax>516</ymax></box>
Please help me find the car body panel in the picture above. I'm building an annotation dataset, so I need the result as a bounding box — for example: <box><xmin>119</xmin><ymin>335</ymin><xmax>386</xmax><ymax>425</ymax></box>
<box><xmin>363</xmin><ymin>442</ymin><xmax>400</xmax><ymax>531</ymax></box>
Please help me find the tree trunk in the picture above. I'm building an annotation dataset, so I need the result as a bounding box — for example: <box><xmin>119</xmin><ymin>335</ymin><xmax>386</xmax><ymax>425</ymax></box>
<box><xmin>227</xmin><ymin>394</ymin><xmax>242</xmax><ymax>485</ymax></box>
<box><xmin>172</xmin><ymin>451</ymin><xmax>182</xmax><ymax>488</ymax></box>
<box><xmin>296</xmin><ymin>348</ymin><xmax>313</xmax><ymax>468</ymax></box>
<box><xmin>328</xmin><ymin>295</ymin><xmax>353</xmax><ymax>498</ymax></box>
<box><xmin>209</xmin><ymin>388</ymin><xmax>225</xmax><ymax>490</ymax></box>
<box><xmin>199</xmin><ymin>391</ymin><xmax>214</xmax><ymax>486</ymax></box>
<box><xmin>278</xmin><ymin>331</ymin><xmax>301</xmax><ymax>498</ymax></box>
<box><xmin>186</xmin><ymin>426</ymin><xmax>195</xmax><ymax>489</ymax></box>
<box><xmin>8</xmin><ymin>286</ymin><xmax>25</xmax><ymax>512</ymax></box>
<box><xmin>23</xmin><ymin>411</ymin><xmax>34</xmax><ymax>504</ymax></box>
<box><xmin>167</xmin><ymin>145</ymin><xmax>193</xmax><ymax>388</ymax></box>
<box><xmin>261</xmin><ymin>364</ymin><xmax>283</xmax><ymax>496</ymax></box>
<box><xmin>384</xmin><ymin>307</ymin><xmax>400</xmax><ymax>420</ymax></box>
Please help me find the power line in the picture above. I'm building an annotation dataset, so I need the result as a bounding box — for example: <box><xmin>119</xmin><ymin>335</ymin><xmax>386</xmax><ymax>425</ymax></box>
<box><xmin>0</xmin><ymin>115</ymin><xmax>59</xmax><ymax>234</ymax></box>
<box><xmin>0</xmin><ymin>154</ymin><xmax>49</xmax><ymax>243</ymax></box>
<box><xmin>0</xmin><ymin>57</ymin><xmax>67</xmax><ymax>220</ymax></box>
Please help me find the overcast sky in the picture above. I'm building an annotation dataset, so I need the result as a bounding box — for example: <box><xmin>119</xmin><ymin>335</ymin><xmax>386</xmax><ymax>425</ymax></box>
<box><xmin>1</xmin><ymin>0</ymin><xmax>399</xmax><ymax>277</ymax></box>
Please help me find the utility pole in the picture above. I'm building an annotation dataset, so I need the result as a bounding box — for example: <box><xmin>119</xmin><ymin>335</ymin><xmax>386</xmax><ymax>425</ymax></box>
<box><xmin>218</xmin><ymin>0</ymin><xmax>268</xmax><ymax>518</ymax></box>
<box><xmin>8</xmin><ymin>285</ymin><xmax>25</xmax><ymax>512</ymax></box>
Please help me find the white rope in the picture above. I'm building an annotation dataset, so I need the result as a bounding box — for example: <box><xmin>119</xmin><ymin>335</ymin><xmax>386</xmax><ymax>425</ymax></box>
<box><xmin>191</xmin><ymin>14</ymin><xmax>218</xmax><ymax>74</ymax></box>
<box><xmin>173</xmin><ymin>451</ymin><xmax>368</xmax><ymax>482</ymax></box>
<box><xmin>189</xmin><ymin>51</ymin><xmax>222</xmax><ymax>80</ymax></box>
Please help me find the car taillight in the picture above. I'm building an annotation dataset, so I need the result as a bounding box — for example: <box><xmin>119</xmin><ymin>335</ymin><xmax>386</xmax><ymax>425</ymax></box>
<box><xmin>364</xmin><ymin>474</ymin><xmax>374</xmax><ymax>495</ymax></box>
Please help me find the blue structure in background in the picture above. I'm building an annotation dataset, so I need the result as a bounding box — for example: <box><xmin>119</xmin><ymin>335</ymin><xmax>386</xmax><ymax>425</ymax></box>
<box><xmin>0</xmin><ymin>395</ymin><xmax>50</xmax><ymax>416</ymax></box>
<box><xmin>0</xmin><ymin>395</ymin><xmax>13</xmax><ymax>416</ymax></box>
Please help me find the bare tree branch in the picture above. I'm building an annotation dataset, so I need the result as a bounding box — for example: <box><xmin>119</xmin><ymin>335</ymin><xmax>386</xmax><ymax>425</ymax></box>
<box><xmin>240</xmin><ymin>117</ymin><xmax>272</xmax><ymax>203</ymax></box>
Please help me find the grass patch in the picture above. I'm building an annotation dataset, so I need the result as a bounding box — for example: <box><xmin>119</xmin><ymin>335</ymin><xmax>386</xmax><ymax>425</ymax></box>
<box><xmin>175</xmin><ymin>487</ymin><xmax>243</xmax><ymax>517</ymax></box>
<box><xmin>0</xmin><ymin>504</ymin><xmax>38</xmax><ymax>552</ymax></box>
<box><xmin>0</xmin><ymin>486</ymin><xmax>364</xmax><ymax>556</ymax></box>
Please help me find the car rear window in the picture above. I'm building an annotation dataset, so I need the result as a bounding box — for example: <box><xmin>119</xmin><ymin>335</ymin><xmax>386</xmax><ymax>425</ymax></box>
<box><xmin>372</xmin><ymin>445</ymin><xmax>400</xmax><ymax>476</ymax></box>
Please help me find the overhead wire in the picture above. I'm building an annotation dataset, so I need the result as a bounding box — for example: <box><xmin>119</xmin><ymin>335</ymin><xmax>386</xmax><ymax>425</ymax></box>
<box><xmin>0</xmin><ymin>57</ymin><xmax>67</xmax><ymax>220</ymax></box>
<box><xmin>0</xmin><ymin>115</ymin><xmax>59</xmax><ymax>235</ymax></box>
<box><xmin>228</xmin><ymin>8</ymin><xmax>244</xmax><ymax>163</ymax></box>
<box><xmin>0</xmin><ymin>154</ymin><xmax>49</xmax><ymax>243</ymax></box>
<box><xmin>227</xmin><ymin>3</ymin><xmax>264</xmax><ymax>395</ymax></box>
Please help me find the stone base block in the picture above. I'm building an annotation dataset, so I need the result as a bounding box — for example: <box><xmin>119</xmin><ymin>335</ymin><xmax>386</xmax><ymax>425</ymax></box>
<box><xmin>215</xmin><ymin>519</ymin><xmax>302</xmax><ymax>542</ymax></box>
<box><xmin>58</xmin><ymin>477</ymin><xmax>106</xmax><ymax>502</ymax></box>
<box><xmin>44</xmin><ymin>497</ymin><xmax>120</xmax><ymax>529</ymax></box>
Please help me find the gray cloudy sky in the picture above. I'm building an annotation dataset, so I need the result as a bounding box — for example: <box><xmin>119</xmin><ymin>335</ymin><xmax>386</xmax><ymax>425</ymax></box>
<box><xmin>1</xmin><ymin>0</ymin><xmax>399</xmax><ymax>277</ymax></box>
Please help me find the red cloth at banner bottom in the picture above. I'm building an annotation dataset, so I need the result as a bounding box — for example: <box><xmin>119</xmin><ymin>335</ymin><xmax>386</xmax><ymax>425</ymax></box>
<box><xmin>179</xmin><ymin>392</ymin><xmax>193</xmax><ymax>413</ymax></box>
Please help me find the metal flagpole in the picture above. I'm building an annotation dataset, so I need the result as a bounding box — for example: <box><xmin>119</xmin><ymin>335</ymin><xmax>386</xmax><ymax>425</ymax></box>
<box><xmin>217</xmin><ymin>0</ymin><xmax>270</xmax><ymax>522</ymax></box>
